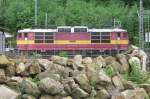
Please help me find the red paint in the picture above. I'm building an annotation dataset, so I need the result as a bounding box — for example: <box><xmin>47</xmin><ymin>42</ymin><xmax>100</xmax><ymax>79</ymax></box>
<box><xmin>17</xmin><ymin>44</ymin><xmax>128</xmax><ymax>51</ymax></box>
<box><xmin>55</xmin><ymin>32</ymin><xmax>90</xmax><ymax>40</ymax></box>
<box><xmin>17</xmin><ymin>32</ymin><xmax>34</xmax><ymax>40</ymax></box>
<box><xmin>111</xmin><ymin>32</ymin><xmax>128</xmax><ymax>40</ymax></box>
<box><xmin>27</xmin><ymin>32</ymin><xmax>35</xmax><ymax>40</ymax></box>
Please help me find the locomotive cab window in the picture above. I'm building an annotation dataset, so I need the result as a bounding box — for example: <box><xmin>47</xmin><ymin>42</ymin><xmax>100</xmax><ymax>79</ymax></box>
<box><xmin>91</xmin><ymin>40</ymin><xmax>100</xmax><ymax>43</ymax></box>
<box><xmin>24</xmin><ymin>33</ymin><xmax>28</xmax><ymax>38</ymax></box>
<box><xmin>74</xmin><ymin>28</ymin><xmax>87</xmax><ymax>32</ymax></box>
<box><xmin>35</xmin><ymin>32</ymin><xmax>54</xmax><ymax>44</ymax></box>
<box><xmin>44</xmin><ymin>32</ymin><xmax>54</xmax><ymax>43</ymax></box>
<box><xmin>101</xmin><ymin>32</ymin><xmax>110</xmax><ymax>43</ymax></box>
<box><xmin>91</xmin><ymin>32</ymin><xmax>101</xmax><ymax>43</ymax></box>
<box><xmin>35</xmin><ymin>40</ymin><xmax>43</xmax><ymax>43</ymax></box>
<box><xmin>35</xmin><ymin>32</ymin><xmax>44</xmax><ymax>43</ymax></box>
<box><xmin>117</xmin><ymin>33</ymin><xmax>121</xmax><ymax>37</ymax></box>
<box><xmin>58</xmin><ymin>28</ymin><xmax>71</xmax><ymax>32</ymax></box>
<box><xmin>117</xmin><ymin>32</ymin><xmax>121</xmax><ymax>40</ymax></box>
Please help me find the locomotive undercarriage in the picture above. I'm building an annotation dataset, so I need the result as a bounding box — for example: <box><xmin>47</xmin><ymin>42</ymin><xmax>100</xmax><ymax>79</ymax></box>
<box><xmin>17</xmin><ymin>49</ymin><xmax>125</xmax><ymax>58</ymax></box>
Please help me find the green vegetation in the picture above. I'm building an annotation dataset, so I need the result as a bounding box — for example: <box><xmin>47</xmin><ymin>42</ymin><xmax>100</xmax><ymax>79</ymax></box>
<box><xmin>0</xmin><ymin>0</ymin><xmax>150</xmax><ymax>44</ymax></box>
<box><xmin>58</xmin><ymin>51</ymin><xmax>68</xmax><ymax>57</ymax></box>
<box><xmin>123</xmin><ymin>65</ymin><xmax>147</xmax><ymax>84</ymax></box>
<box><xmin>103</xmin><ymin>66</ymin><xmax>116</xmax><ymax>77</ymax></box>
<box><xmin>0</xmin><ymin>1</ymin><xmax>144</xmax><ymax>42</ymax></box>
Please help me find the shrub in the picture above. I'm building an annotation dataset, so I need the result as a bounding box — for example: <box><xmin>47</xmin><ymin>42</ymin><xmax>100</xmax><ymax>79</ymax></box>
<box><xmin>103</xmin><ymin>66</ymin><xmax>116</xmax><ymax>77</ymax></box>
<box><xmin>59</xmin><ymin>51</ymin><xmax>68</xmax><ymax>57</ymax></box>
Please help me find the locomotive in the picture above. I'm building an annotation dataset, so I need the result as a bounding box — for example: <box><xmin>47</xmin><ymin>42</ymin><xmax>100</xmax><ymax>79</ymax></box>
<box><xmin>16</xmin><ymin>26</ymin><xmax>129</xmax><ymax>57</ymax></box>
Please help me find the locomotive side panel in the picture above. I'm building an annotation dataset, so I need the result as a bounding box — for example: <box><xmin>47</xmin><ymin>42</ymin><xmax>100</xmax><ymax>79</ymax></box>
<box><xmin>16</xmin><ymin>27</ymin><xmax>129</xmax><ymax>55</ymax></box>
<box><xmin>55</xmin><ymin>32</ymin><xmax>91</xmax><ymax>44</ymax></box>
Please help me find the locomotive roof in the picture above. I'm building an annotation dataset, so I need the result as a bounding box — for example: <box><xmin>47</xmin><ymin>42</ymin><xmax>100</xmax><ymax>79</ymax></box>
<box><xmin>18</xmin><ymin>29</ymin><xmax>57</xmax><ymax>33</ymax></box>
<box><xmin>88</xmin><ymin>28</ymin><xmax>127</xmax><ymax>32</ymax></box>
<box><xmin>18</xmin><ymin>28</ymin><xmax>127</xmax><ymax>33</ymax></box>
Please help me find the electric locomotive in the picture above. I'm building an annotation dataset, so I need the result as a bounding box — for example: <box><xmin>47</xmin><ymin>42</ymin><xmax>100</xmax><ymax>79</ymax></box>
<box><xmin>16</xmin><ymin>26</ymin><xmax>129</xmax><ymax>56</ymax></box>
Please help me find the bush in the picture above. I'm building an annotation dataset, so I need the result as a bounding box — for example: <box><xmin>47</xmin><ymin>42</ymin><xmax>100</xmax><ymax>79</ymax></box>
<box><xmin>103</xmin><ymin>66</ymin><xmax>116</xmax><ymax>77</ymax></box>
<box><xmin>59</xmin><ymin>51</ymin><xmax>68</xmax><ymax>57</ymax></box>
<box><xmin>126</xmin><ymin>57</ymin><xmax>147</xmax><ymax>84</ymax></box>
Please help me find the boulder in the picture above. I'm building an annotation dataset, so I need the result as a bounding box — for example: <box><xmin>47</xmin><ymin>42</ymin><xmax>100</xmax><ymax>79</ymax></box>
<box><xmin>10</xmin><ymin>76</ymin><xmax>23</xmax><ymax>83</ymax></box>
<box><xmin>111</xmin><ymin>94</ymin><xmax>126</xmax><ymax>99</ymax></box>
<box><xmin>87</xmin><ymin>63</ymin><xmax>101</xmax><ymax>72</ymax></box>
<box><xmin>40</xmin><ymin>95</ymin><xmax>62</xmax><ymax>99</ymax></box>
<box><xmin>121</xmin><ymin>88</ymin><xmax>148</xmax><ymax>99</ymax></box>
<box><xmin>0</xmin><ymin>85</ymin><xmax>21</xmax><ymax>99</ymax></box>
<box><xmin>5</xmin><ymin>64</ymin><xmax>16</xmax><ymax>76</ymax></box>
<box><xmin>112</xmin><ymin>75</ymin><xmax>124</xmax><ymax>91</ymax></box>
<box><xmin>82</xmin><ymin>57</ymin><xmax>93</xmax><ymax>64</ymax></box>
<box><xmin>52</xmin><ymin>64</ymin><xmax>70</xmax><ymax>78</ymax></box>
<box><xmin>86</xmin><ymin>65</ymin><xmax>100</xmax><ymax>85</ymax></box>
<box><xmin>86</xmin><ymin>66</ymin><xmax>111</xmax><ymax>86</ymax></box>
<box><xmin>105</xmin><ymin>56</ymin><xmax>116</xmax><ymax>65</ymax></box>
<box><xmin>98</xmin><ymin>70</ymin><xmax>112</xmax><ymax>85</ymax></box>
<box><xmin>51</xmin><ymin>56</ymin><xmax>68</xmax><ymax>66</ymax></box>
<box><xmin>29</xmin><ymin>62</ymin><xmax>41</xmax><ymax>75</ymax></box>
<box><xmin>21</xmin><ymin>78</ymin><xmax>40</xmax><ymax>97</ymax></box>
<box><xmin>74</xmin><ymin>73</ymin><xmax>92</xmax><ymax>93</ymax></box>
<box><xmin>116</xmin><ymin>54</ymin><xmax>129</xmax><ymax>72</ymax></box>
<box><xmin>37</xmin><ymin>63</ymin><xmax>71</xmax><ymax>79</ymax></box>
<box><xmin>38</xmin><ymin>77</ymin><xmax>64</xmax><ymax>95</ymax></box>
<box><xmin>62</xmin><ymin>77</ymin><xmax>81</xmax><ymax>95</ymax></box>
<box><xmin>67</xmin><ymin>59</ymin><xmax>78</xmax><ymax>70</ymax></box>
<box><xmin>74</xmin><ymin>55</ymin><xmax>82</xmax><ymax>64</ymax></box>
<box><xmin>16</xmin><ymin>62</ymin><xmax>26</xmax><ymax>74</ymax></box>
<box><xmin>111</xmin><ymin>88</ymin><xmax>149</xmax><ymax>99</ymax></box>
<box><xmin>126</xmin><ymin>45</ymin><xmax>139</xmax><ymax>54</ymax></box>
<box><xmin>63</xmin><ymin>96</ymin><xmax>73</xmax><ymax>99</ymax></box>
<box><xmin>22</xmin><ymin>94</ymin><xmax>36</xmax><ymax>99</ymax></box>
<box><xmin>37</xmin><ymin>70</ymin><xmax>61</xmax><ymax>80</ymax></box>
<box><xmin>6</xmin><ymin>81</ymin><xmax>21</xmax><ymax>92</ymax></box>
<box><xmin>6</xmin><ymin>76</ymin><xmax>23</xmax><ymax>91</ymax></box>
<box><xmin>37</xmin><ymin>59</ymin><xmax>53</xmax><ymax>70</ymax></box>
<box><xmin>0</xmin><ymin>69</ymin><xmax>6</xmax><ymax>83</ymax></box>
<box><xmin>122</xmin><ymin>80</ymin><xmax>136</xmax><ymax>90</ymax></box>
<box><xmin>139</xmin><ymin>84</ymin><xmax>150</xmax><ymax>96</ymax></box>
<box><xmin>0</xmin><ymin>55</ymin><xmax>10</xmax><ymax>67</ymax></box>
<box><xmin>93</xmin><ymin>56</ymin><xmax>106</xmax><ymax>68</ymax></box>
<box><xmin>128</xmin><ymin>57</ymin><xmax>141</xmax><ymax>70</ymax></box>
<box><xmin>130</xmin><ymin>49</ymin><xmax>147</xmax><ymax>71</ymax></box>
<box><xmin>72</xmin><ymin>86</ymin><xmax>89</xmax><ymax>98</ymax></box>
<box><xmin>105</xmin><ymin>56</ymin><xmax>124</xmax><ymax>73</ymax></box>
<box><xmin>95</xmin><ymin>89</ymin><xmax>110</xmax><ymax>99</ymax></box>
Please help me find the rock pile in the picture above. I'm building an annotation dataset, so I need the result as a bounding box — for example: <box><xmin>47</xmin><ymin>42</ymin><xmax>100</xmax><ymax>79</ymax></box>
<box><xmin>0</xmin><ymin>45</ymin><xmax>149</xmax><ymax>99</ymax></box>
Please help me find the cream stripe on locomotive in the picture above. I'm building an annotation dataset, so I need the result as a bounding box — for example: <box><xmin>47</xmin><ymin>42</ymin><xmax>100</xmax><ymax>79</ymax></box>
<box><xmin>17</xmin><ymin>40</ymin><xmax>129</xmax><ymax>44</ymax></box>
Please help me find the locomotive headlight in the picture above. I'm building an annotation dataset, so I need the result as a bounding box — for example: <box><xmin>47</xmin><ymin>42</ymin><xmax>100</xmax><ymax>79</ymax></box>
<box><xmin>25</xmin><ymin>38</ymin><xmax>28</xmax><ymax>40</ymax></box>
<box><xmin>117</xmin><ymin>37</ymin><xmax>120</xmax><ymax>40</ymax></box>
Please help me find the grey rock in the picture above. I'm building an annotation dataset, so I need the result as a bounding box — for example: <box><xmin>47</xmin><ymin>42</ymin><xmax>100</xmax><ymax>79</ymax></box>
<box><xmin>0</xmin><ymin>55</ymin><xmax>10</xmax><ymax>67</ymax></box>
<box><xmin>75</xmin><ymin>73</ymin><xmax>92</xmax><ymax>93</ymax></box>
<box><xmin>22</xmin><ymin>94</ymin><xmax>36</xmax><ymax>99</ymax></box>
<box><xmin>40</xmin><ymin>95</ymin><xmax>62</xmax><ymax>99</ymax></box>
<box><xmin>0</xmin><ymin>69</ymin><xmax>6</xmax><ymax>83</ymax></box>
<box><xmin>21</xmin><ymin>78</ymin><xmax>40</xmax><ymax>97</ymax></box>
<box><xmin>29</xmin><ymin>61</ymin><xmax>41</xmax><ymax>75</ymax></box>
<box><xmin>0</xmin><ymin>85</ymin><xmax>21</xmax><ymax>99</ymax></box>
<box><xmin>38</xmin><ymin>77</ymin><xmax>64</xmax><ymax>95</ymax></box>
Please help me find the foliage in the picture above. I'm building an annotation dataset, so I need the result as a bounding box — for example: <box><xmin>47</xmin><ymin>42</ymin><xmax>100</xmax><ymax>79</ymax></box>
<box><xmin>58</xmin><ymin>51</ymin><xmax>68</xmax><ymax>57</ymax></box>
<box><xmin>29</xmin><ymin>77</ymin><xmax>40</xmax><ymax>85</ymax></box>
<box><xmin>0</xmin><ymin>0</ymin><xmax>150</xmax><ymax>45</ymax></box>
<box><xmin>103</xmin><ymin>66</ymin><xmax>116</xmax><ymax>77</ymax></box>
<box><xmin>123</xmin><ymin>65</ymin><xmax>147</xmax><ymax>84</ymax></box>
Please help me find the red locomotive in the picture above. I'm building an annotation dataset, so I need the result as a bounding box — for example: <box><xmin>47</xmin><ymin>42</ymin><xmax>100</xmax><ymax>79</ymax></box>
<box><xmin>16</xmin><ymin>26</ymin><xmax>129</xmax><ymax>56</ymax></box>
